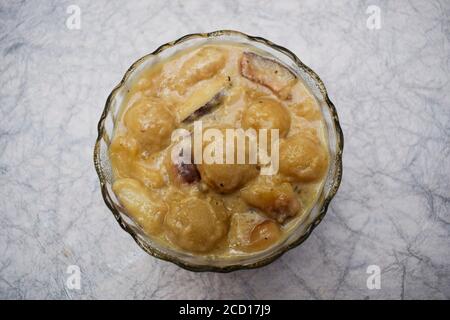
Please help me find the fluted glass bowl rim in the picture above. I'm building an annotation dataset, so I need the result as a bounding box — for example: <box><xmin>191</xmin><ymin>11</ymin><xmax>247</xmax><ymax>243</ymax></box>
<box><xmin>93</xmin><ymin>30</ymin><xmax>344</xmax><ymax>272</ymax></box>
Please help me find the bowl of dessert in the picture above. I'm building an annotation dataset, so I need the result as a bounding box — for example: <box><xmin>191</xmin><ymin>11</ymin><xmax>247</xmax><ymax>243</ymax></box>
<box><xmin>94</xmin><ymin>30</ymin><xmax>343</xmax><ymax>272</ymax></box>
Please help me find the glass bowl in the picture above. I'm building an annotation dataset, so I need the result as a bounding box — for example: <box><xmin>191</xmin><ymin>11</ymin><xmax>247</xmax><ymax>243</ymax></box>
<box><xmin>93</xmin><ymin>30</ymin><xmax>344</xmax><ymax>272</ymax></box>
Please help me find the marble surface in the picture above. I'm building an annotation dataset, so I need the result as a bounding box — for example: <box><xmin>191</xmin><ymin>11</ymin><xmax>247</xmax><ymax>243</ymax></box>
<box><xmin>0</xmin><ymin>0</ymin><xmax>449</xmax><ymax>300</ymax></box>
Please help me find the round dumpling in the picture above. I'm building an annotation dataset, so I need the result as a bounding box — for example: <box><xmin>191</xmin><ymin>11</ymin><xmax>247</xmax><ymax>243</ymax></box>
<box><xmin>249</xmin><ymin>220</ymin><xmax>282</xmax><ymax>251</ymax></box>
<box><xmin>240</xmin><ymin>175</ymin><xmax>300</xmax><ymax>223</ymax></box>
<box><xmin>164</xmin><ymin>197</ymin><xmax>229</xmax><ymax>252</ymax></box>
<box><xmin>198</xmin><ymin>162</ymin><xmax>258</xmax><ymax>194</ymax></box>
<box><xmin>197</xmin><ymin>126</ymin><xmax>259</xmax><ymax>193</ymax></box>
<box><xmin>228</xmin><ymin>212</ymin><xmax>281</xmax><ymax>252</ymax></box>
<box><xmin>241</xmin><ymin>97</ymin><xmax>291</xmax><ymax>137</ymax></box>
<box><xmin>279</xmin><ymin>132</ymin><xmax>329</xmax><ymax>182</ymax></box>
<box><xmin>124</xmin><ymin>97</ymin><xmax>177</xmax><ymax>153</ymax></box>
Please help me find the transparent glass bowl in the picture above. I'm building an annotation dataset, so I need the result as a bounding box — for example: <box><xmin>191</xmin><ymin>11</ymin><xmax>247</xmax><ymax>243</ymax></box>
<box><xmin>93</xmin><ymin>30</ymin><xmax>344</xmax><ymax>272</ymax></box>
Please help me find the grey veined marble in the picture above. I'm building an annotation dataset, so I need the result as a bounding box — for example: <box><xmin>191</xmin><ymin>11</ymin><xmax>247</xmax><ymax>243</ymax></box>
<box><xmin>0</xmin><ymin>0</ymin><xmax>449</xmax><ymax>300</ymax></box>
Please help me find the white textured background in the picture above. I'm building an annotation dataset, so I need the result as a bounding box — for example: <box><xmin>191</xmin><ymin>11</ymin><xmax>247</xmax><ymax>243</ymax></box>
<box><xmin>0</xmin><ymin>0</ymin><xmax>449</xmax><ymax>299</ymax></box>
